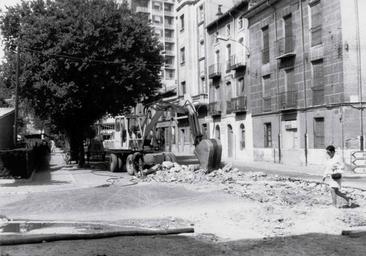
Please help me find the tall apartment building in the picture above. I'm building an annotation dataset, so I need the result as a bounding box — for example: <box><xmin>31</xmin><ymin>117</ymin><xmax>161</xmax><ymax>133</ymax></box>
<box><xmin>205</xmin><ymin>1</ymin><xmax>252</xmax><ymax>161</ymax></box>
<box><xmin>175</xmin><ymin>0</ymin><xmax>238</xmax><ymax>154</ymax></box>
<box><xmin>127</xmin><ymin>0</ymin><xmax>177</xmax><ymax>94</ymax></box>
<box><xmin>242</xmin><ymin>0</ymin><xmax>366</xmax><ymax>166</ymax></box>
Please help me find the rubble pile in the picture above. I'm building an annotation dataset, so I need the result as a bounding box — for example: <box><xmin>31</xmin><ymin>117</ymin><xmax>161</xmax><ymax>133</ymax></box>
<box><xmin>140</xmin><ymin>162</ymin><xmax>366</xmax><ymax>207</ymax></box>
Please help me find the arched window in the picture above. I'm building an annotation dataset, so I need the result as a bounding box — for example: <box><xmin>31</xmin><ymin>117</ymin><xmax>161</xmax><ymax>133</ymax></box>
<box><xmin>215</xmin><ymin>125</ymin><xmax>220</xmax><ymax>140</ymax></box>
<box><xmin>240</xmin><ymin>123</ymin><xmax>245</xmax><ymax>150</ymax></box>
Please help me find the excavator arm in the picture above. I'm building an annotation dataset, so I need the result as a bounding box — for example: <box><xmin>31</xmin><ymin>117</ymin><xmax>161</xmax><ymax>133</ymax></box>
<box><xmin>146</xmin><ymin>100</ymin><xmax>222</xmax><ymax>171</ymax></box>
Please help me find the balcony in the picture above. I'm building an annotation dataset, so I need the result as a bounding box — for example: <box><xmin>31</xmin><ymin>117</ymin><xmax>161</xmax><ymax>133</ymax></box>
<box><xmin>208</xmin><ymin>64</ymin><xmax>221</xmax><ymax>79</ymax></box>
<box><xmin>278</xmin><ymin>91</ymin><xmax>298</xmax><ymax>110</ymax></box>
<box><xmin>136</xmin><ymin>6</ymin><xmax>149</xmax><ymax>13</ymax></box>
<box><xmin>231</xmin><ymin>96</ymin><xmax>247</xmax><ymax>113</ymax></box>
<box><xmin>262</xmin><ymin>96</ymin><xmax>272</xmax><ymax>112</ymax></box>
<box><xmin>164</xmin><ymin>50</ymin><xmax>175</xmax><ymax>56</ymax></box>
<box><xmin>208</xmin><ymin>102</ymin><xmax>222</xmax><ymax>116</ymax></box>
<box><xmin>164</xmin><ymin>63</ymin><xmax>174</xmax><ymax>69</ymax></box>
<box><xmin>312</xmin><ymin>86</ymin><xmax>325</xmax><ymax>105</ymax></box>
<box><xmin>276</xmin><ymin>36</ymin><xmax>295</xmax><ymax>59</ymax></box>
<box><xmin>164</xmin><ymin>10</ymin><xmax>174</xmax><ymax>16</ymax></box>
<box><xmin>164</xmin><ymin>36</ymin><xmax>175</xmax><ymax>43</ymax></box>
<box><xmin>164</xmin><ymin>23</ymin><xmax>174</xmax><ymax>29</ymax></box>
<box><xmin>229</xmin><ymin>55</ymin><xmax>247</xmax><ymax>71</ymax></box>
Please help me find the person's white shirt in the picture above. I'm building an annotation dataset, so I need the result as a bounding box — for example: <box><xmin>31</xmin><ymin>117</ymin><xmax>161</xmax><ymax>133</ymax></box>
<box><xmin>323</xmin><ymin>154</ymin><xmax>345</xmax><ymax>188</ymax></box>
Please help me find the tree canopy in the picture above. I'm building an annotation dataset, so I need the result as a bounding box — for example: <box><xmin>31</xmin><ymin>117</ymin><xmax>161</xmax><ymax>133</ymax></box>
<box><xmin>0</xmin><ymin>0</ymin><xmax>163</xmax><ymax>162</ymax></box>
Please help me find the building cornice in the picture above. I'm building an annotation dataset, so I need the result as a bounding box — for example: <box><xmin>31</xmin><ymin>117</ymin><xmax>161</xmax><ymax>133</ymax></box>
<box><xmin>176</xmin><ymin>0</ymin><xmax>199</xmax><ymax>12</ymax></box>
<box><xmin>242</xmin><ymin>0</ymin><xmax>281</xmax><ymax>19</ymax></box>
<box><xmin>206</xmin><ymin>1</ymin><xmax>249</xmax><ymax>32</ymax></box>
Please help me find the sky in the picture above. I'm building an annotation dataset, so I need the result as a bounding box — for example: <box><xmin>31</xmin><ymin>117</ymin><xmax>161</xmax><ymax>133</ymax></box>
<box><xmin>0</xmin><ymin>0</ymin><xmax>22</xmax><ymax>61</ymax></box>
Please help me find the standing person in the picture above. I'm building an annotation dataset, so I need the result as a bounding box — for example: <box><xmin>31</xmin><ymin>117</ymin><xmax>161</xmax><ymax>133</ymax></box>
<box><xmin>322</xmin><ymin>145</ymin><xmax>352</xmax><ymax>207</ymax></box>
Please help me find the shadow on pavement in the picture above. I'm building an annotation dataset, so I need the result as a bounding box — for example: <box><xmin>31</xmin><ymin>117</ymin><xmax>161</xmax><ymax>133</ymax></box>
<box><xmin>0</xmin><ymin>232</ymin><xmax>365</xmax><ymax>256</ymax></box>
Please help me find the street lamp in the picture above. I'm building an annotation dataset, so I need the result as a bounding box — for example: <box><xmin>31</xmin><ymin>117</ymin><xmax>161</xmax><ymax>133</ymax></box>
<box><xmin>216</xmin><ymin>35</ymin><xmax>250</xmax><ymax>58</ymax></box>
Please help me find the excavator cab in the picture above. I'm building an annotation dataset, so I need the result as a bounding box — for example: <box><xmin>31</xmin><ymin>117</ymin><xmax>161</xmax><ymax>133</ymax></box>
<box><xmin>151</xmin><ymin>101</ymin><xmax>222</xmax><ymax>172</ymax></box>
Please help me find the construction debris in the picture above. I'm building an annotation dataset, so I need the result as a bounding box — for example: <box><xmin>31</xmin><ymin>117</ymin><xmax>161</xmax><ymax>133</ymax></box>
<box><xmin>140</xmin><ymin>161</ymin><xmax>366</xmax><ymax>208</ymax></box>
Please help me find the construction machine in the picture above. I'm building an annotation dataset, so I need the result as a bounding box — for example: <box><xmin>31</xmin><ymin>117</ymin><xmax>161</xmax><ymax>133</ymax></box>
<box><xmin>99</xmin><ymin>100</ymin><xmax>222</xmax><ymax>175</ymax></box>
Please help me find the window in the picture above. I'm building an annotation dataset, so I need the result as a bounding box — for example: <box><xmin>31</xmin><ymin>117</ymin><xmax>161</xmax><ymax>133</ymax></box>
<box><xmin>153</xmin><ymin>1</ymin><xmax>162</xmax><ymax>10</ymax></box>
<box><xmin>165</xmin><ymin>70</ymin><xmax>174</xmax><ymax>80</ymax></box>
<box><xmin>165</xmin><ymin>30</ymin><xmax>173</xmax><ymax>38</ymax></box>
<box><xmin>226</xmin><ymin>44</ymin><xmax>231</xmax><ymax>71</ymax></box>
<box><xmin>165</xmin><ymin>16</ymin><xmax>173</xmax><ymax>25</ymax></box>
<box><xmin>262</xmin><ymin>26</ymin><xmax>270</xmax><ymax>64</ymax></box>
<box><xmin>199</xmin><ymin>5</ymin><xmax>204</xmax><ymax>21</ymax></box>
<box><xmin>314</xmin><ymin>117</ymin><xmax>325</xmax><ymax>148</ymax></box>
<box><xmin>180</xmin><ymin>47</ymin><xmax>185</xmax><ymax>64</ymax></box>
<box><xmin>152</xmin><ymin>15</ymin><xmax>163</xmax><ymax>24</ymax></box>
<box><xmin>165</xmin><ymin>56</ymin><xmax>174</xmax><ymax>65</ymax></box>
<box><xmin>264</xmin><ymin>122</ymin><xmax>272</xmax><ymax>147</ymax></box>
<box><xmin>215</xmin><ymin>50</ymin><xmax>220</xmax><ymax>65</ymax></box>
<box><xmin>180</xmin><ymin>14</ymin><xmax>184</xmax><ymax>31</ymax></box>
<box><xmin>263</xmin><ymin>75</ymin><xmax>272</xmax><ymax>111</ymax></box>
<box><xmin>164</xmin><ymin>3</ymin><xmax>173</xmax><ymax>12</ymax></box>
<box><xmin>226</xmin><ymin>24</ymin><xmax>231</xmax><ymax>37</ymax></box>
<box><xmin>240</xmin><ymin>123</ymin><xmax>245</xmax><ymax>149</ymax></box>
<box><xmin>262</xmin><ymin>75</ymin><xmax>272</xmax><ymax>96</ymax></box>
<box><xmin>180</xmin><ymin>81</ymin><xmax>186</xmax><ymax>95</ymax></box>
<box><xmin>286</xmin><ymin>69</ymin><xmax>294</xmax><ymax>91</ymax></box>
<box><xmin>215</xmin><ymin>125</ymin><xmax>221</xmax><ymax>140</ymax></box>
<box><xmin>215</xmin><ymin>31</ymin><xmax>219</xmax><ymax>43</ymax></box>
<box><xmin>201</xmin><ymin>77</ymin><xmax>207</xmax><ymax>94</ymax></box>
<box><xmin>226</xmin><ymin>82</ymin><xmax>232</xmax><ymax>101</ymax></box>
<box><xmin>310</xmin><ymin>1</ymin><xmax>322</xmax><ymax>46</ymax></box>
<box><xmin>202</xmin><ymin>123</ymin><xmax>208</xmax><ymax>139</ymax></box>
<box><xmin>165</xmin><ymin>42</ymin><xmax>174</xmax><ymax>51</ymax></box>
<box><xmin>154</xmin><ymin>28</ymin><xmax>163</xmax><ymax>36</ymax></box>
<box><xmin>312</xmin><ymin>59</ymin><xmax>324</xmax><ymax>105</ymax></box>
<box><xmin>283</xmin><ymin>14</ymin><xmax>293</xmax><ymax>52</ymax></box>
<box><xmin>199</xmin><ymin>40</ymin><xmax>205</xmax><ymax>58</ymax></box>
<box><xmin>237</xmin><ymin>77</ymin><xmax>244</xmax><ymax>96</ymax></box>
<box><xmin>238</xmin><ymin>16</ymin><xmax>243</xmax><ymax>29</ymax></box>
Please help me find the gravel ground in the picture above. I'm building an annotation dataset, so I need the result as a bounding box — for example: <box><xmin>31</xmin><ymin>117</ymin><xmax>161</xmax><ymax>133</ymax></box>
<box><xmin>1</xmin><ymin>158</ymin><xmax>366</xmax><ymax>255</ymax></box>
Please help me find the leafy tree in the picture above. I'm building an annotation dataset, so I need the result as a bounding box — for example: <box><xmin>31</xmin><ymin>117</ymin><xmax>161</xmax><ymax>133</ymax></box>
<box><xmin>0</xmin><ymin>0</ymin><xmax>163</xmax><ymax>165</ymax></box>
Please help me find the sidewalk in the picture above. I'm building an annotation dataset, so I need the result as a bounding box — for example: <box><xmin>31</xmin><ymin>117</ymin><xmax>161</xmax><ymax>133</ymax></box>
<box><xmin>0</xmin><ymin>153</ymin><xmax>133</xmax><ymax>194</ymax></box>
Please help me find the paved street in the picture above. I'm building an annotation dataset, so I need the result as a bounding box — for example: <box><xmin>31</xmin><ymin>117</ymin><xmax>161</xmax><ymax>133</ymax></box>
<box><xmin>1</xmin><ymin>152</ymin><xmax>366</xmax><ymax>256</ymax></box>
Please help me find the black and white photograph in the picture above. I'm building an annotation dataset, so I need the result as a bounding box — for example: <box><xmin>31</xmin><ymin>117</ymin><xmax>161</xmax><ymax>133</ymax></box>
<box><xmin>0</xmin><ymin>0</ymin><xmax>366</xmax><ymax>255</ymax></box>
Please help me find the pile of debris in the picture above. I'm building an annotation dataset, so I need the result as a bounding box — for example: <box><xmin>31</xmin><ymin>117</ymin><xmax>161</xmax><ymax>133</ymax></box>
<box><xmin>139</xmin><ymin>161</ymin><xmax>366</xmax><ymax>208</ymax></box>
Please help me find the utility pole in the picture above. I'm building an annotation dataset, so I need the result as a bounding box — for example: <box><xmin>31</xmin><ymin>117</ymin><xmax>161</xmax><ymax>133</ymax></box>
<box><xmin>354</xmin><ymin>0</ymin><xmax>363</xmax><ymax>151</ymax></box>
<box><xmin>13</xmin><ymin>44</ymin><xmax>20</xmax><ymax>146</ymax></box>
<box><xmin>299</xmin><ymin>0</ymin><xmax>308</xmax><ymax>165</ymax></box>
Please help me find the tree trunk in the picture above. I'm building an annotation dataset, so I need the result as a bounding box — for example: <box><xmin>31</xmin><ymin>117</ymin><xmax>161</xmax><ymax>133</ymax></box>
<box><xmin>68</xmin><ymin>130</ymin><xmax>85</xmax><ymax>167</ymax></box>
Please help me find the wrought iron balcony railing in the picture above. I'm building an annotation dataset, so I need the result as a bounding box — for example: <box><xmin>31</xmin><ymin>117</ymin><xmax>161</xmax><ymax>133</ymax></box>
<box><xmin>275</xmin><ymin>36</ymin><xmax>295</xmax><ymax>59</ymax></box>
<box><xmin>208</xmin><ymin>102</ymin><xmax>222</xmax><ymax>116</ymax></box>
<box><xmin>231</xmin><ymin>96</ymin><xmax>247</xmax><ymax>113</ymax></box>
<box><xmin>229</xmin><ymin>55</ymin><xmax>247</xmax><ymax>70</ymax></box>
<box><xmin>278</xmin><ymin>90</ymin><xmax>298</xmax><ymax>109</ymax></box>
<box><xmin>312</xmin><ymin>86</ymin><xmax>325</xmax><ymax>105</ymax></box>
<box><xmin>208</xmin><ymin>64</ymin><xmax>221</xmax><ymax>79</ymax></box>
<box><xmin>262</xmin><ymin>96</ymin><xmax>272</xmax><ymax>112</ymax></box>
<box><xmin>262</xmin><ymin>47</ymin><xmax>270</xmax><ymax>64</ymax></box>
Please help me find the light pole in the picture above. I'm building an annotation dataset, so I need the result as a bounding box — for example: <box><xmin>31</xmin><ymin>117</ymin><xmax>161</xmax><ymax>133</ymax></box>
<box><xmin>354</xmin><ymin>0</ymin><xmax>363</xmax><ymax>151</ymax></box>
<box><xmin>13</xmin><ymin>44</ymin><xmax>20</xmax><ymax>146</ymax></box>
<box><xmin>216</xmin><ymin>35</ymin><xmax>250</xmax><ymax>58</ymax></box>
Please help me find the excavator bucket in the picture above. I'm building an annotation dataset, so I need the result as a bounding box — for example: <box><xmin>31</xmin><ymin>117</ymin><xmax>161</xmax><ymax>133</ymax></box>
<box><xmin>194</xmin><ymin>138</ymin><xmax>222</xmax><ymax>172</ymax></box>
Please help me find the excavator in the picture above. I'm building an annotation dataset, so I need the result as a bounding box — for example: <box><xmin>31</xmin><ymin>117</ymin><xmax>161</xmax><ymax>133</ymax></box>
<box><xmin>101</xmin><ymin>100</ymin><xmax>222</xmax><ymax>175</ymax></box>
